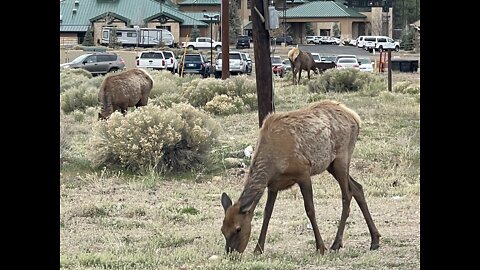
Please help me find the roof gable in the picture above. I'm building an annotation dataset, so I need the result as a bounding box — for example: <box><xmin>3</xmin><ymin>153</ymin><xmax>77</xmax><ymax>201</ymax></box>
<box><xmin>60</xmin><ymin>0</ymin><xmax>206</xmax><ymax>30</ymax></box>
<box><xmin>178</xmin><ymin>0</ymin><xmax>221</xmax><ymax>5</ymax></box>
<box><xmin>286</xmin><ymin>1</ymin><xmax>367</xmax><ymax>18</ymax></box>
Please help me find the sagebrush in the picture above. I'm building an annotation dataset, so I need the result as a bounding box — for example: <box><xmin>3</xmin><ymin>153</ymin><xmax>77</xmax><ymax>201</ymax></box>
<box><xmin>89</xmin><ymin>103</ymin><xmax>221</xmax><ymax>174</ymax></box>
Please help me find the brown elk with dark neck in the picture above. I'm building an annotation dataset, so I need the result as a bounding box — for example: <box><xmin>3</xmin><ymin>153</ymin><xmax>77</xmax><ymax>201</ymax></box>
<box><xmin>221</xmin><ymin>100</ymin><xmax>381</xmax><ymax>254</ymax></box>
<box><xmin>288</xmin><ymin>47</ymin><xmax>319</xmax><ymax>85</ymax></box>
<box><xmin>97</xmin><ymin>68</ymin><xmax>153</xmax><ymax>120</ymax></box>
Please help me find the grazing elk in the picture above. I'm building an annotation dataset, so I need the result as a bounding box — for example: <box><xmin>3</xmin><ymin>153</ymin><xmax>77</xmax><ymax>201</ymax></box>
<box><xmin>221</xmin><ymin>100</ymin><xmax>380</xmax><ymax>254</ymax></box>
<box><xmin>288</xmin><ymin>47</ymin><xmax>319</xmax><ymax>85</ymax></box>
<box><xmin>98</xmin><ymin>68</ymin><xmax>154</xmax><ymax>120</ymax></box>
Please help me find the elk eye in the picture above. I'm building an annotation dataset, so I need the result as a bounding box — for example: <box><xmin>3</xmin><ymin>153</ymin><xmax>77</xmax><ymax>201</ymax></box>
<box><xmin>236</xmin><ymin>227</ymin><xmax>241</xmax><ymax>233</ymax></box>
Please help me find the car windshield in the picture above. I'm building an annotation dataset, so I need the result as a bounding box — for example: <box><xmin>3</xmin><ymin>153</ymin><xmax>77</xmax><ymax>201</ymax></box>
<box><xmin>141</xmin><ymin>52</ymin><xmax>163</xmax><ymax>59</ymax></box>
<box><xmin>311</xmin><ymin>54</ymin><xmax>321</xmax><ymax>61</ymax></box>
<box><xmin>358</xmin><ymin>58</ymin><xmax>371</xmax><ymax>64</ymax></box>
<box><xmin>185</xmin><ymin>55</ymin><xmax>202</xmax><ymax>62</ymax></box>
<box><xmin>339</xmin><ymin>58</ymin><xmax>357</xmax><ymax>63</ymax></box>
<box><xmin>163</xmin><ymin>52</ymin><xmax>173</xmax><ymax>59</ymax></box>
<box><xmin>322</xmin><ymin>56</ymin><xmax>336</xmax><ymax>62</ymax></box>
<box><xmin>71</xmin><ymin>54</ymin><xmax>90</xmax><ymax>64</ymax></box>
<box><xmin>271</xmin><ymin>57</ymin><xmax>282</xmax><ymax>64</ymax></box>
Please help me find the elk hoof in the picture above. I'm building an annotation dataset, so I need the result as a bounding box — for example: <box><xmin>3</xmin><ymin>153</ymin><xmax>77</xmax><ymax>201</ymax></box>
<box><xmin>370</xmin><ymin>233</ymin><xmax>381</xmax><ymax>250</ymax></box>
<box><xmin>253</xmin><ymin>244</ymin><xmax>264</xmax><ymax>255</ymax></box>
<box><xmin>317</xmin><ymin>244</ymin><xmax>327</xmax><ymax>255</ymax></box>
<box><xmin>330</xmin><ymin>241</ymin><xmax>343</xmax><ymax>251</ymax></box>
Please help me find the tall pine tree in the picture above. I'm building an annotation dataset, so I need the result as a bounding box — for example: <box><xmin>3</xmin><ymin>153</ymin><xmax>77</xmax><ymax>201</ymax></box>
<box><xmin>82</xmin><ymin>26</ymin><xmax>94</xmax><ymax>46</ymax></box>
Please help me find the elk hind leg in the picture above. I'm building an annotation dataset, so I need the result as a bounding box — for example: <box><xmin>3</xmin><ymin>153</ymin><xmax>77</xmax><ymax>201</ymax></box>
<box><xmin>327</xmin><ymin>158</ymin><xmax>353</xmax><ymax>251</ymax></box>
<box><xmin>349</xmin><ymin>175</ymin><xmax>381</xmax><ymax>250</ymax></box>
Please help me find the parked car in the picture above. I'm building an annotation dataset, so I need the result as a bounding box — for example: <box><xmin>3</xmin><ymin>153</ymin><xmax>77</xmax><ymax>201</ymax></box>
<box><xmin>241</xmin><ymin>52</ymin><xmax>253</xmax><ymax>75</ymax></box>
<box><xmin>363</xmin><ymin>36</ymin><xmax>400</xmax><ymax>52</ymax></box>
<box><xmin>336</xmin><ymin>58</ymin><xmax>360</xmax><ymax>70</ymax></box>
<box><xmin>356</xmin><ymin>36</ymin><xmax>366</xmax><ymax>48</ymax></box>
<box><xmin>214</xmin><ymin>51</ymin><xmax>247</xmax><ymax>78</ymax></box>
<box><xmin>271</xmin><ymin>56</ymin><xmax>285</xmax><ymax>77</ymax></box>
<box><xmin>321</xmin><ymin>55</ymin><xmax>336</xmax><ymax>63</ymax></box>
<box><xmin>60</xmin><ymin>52</ymin><xmax>125</xmax><ymax>75</ymax></box>
<box><xmin>236</xmin><ymin>35</ymin><xmax>251</xmax><ymax>49</ymax></box>
<box><xmin>357</xmin><ymin>57</ymin><xmax>374</xmax><ymax>72</ymax></box>
<box><xmin>136</xmin><ymin>51</ymin><xmax>166</xmax><ymax>70</ymax></box>
<box><xmin>334</xmin><ymin>54</ymin><xmax>357</xmax><ymax>64</ymax></box>
<box><xmin>163</xmin><ymin>50</ymin><xmax>178</xmax><ymax>73</ymax></box>
<box><xmin>274</xmin><ymin>35</ymin><xmax>295</xmax><ymax>45</ymax></box>
<box><xmin>310</xmin><ymin>52</ymin><xmax>322</xmax><ymax>64</ymax></box>
<box><xmin>320</xmin><ymin>36</ymin><xmax>341</xmax><ymax>45</ymax></box>
<box><xmin>282</xmin><ymin>59</ymin><xmax>292</xmax><ymax>73</ymax></box>
<box><xmin>179</xmin><ymin>53</ymin><xmax>210</xmax><ymax>78</ymax></box>
<box><xmin>306</xmin><ymin>36</ymin><xmax>320</xmax><ymax>44</ymax></box>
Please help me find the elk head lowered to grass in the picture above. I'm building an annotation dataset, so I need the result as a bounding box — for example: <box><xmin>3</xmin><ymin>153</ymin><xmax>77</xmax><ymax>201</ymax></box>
<box><xmin>288</xmin><ymin>47</ymin><xmax>319</xmax><ymax>85</ymax></box>
<box><xmin>221</xmin><ymin>100</ymin><xmax>381</xmax><ymax>254</ymax></box>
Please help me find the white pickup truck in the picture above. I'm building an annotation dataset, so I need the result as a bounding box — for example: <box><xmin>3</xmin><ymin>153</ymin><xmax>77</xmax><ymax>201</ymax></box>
<box><xmin>136</xmin><ymin>51</ymin><xmax>166</xmax><ymax>70</ymax></box>
<box><xmin>181</xmin><ymin>37</ymin><xmax>222</xmax><ymax>51</ymax></box>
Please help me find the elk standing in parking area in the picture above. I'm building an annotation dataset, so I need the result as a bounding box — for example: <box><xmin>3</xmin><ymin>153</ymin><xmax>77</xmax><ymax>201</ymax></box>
<box><xmin>98</xmin><ymin>68</ymin><xmax>153</xmax><ymax>120</ymax></box>
<box><xmin>221</xmin><ymin>100</ymin><xmax>381</xmax><ymax>254</ymax></box>
<box><xmin>288</xmin><ymin>47</ymin><xmax>319</xmax><ymax>85</ymax></box>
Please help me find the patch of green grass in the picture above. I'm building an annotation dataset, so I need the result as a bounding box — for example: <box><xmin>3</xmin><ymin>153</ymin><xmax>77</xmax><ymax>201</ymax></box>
<box><xmin>180</xmin><ymin>206</ymin><xmax>200</xmax><ymax>215</ymax></box>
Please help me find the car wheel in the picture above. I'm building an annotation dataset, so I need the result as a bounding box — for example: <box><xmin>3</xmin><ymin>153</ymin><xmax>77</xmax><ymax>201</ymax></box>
<box><xmin>395</xmin><ymin>46</ymin><xmax>400</xmax><ymax>52</ymax></box>
<box><xmin>187</xmin><ymin>45</ymin><xmax>194</xmax><ymax>50</ymax></box>
<box><xmin>108</xmin><ymin>67</ymin><xmax>119</xmax><ymax>73</ymax></box>
<box><xmin>215</xmin><ymin>45</ymin><xmax>222</xmax><ymax>51</ymax></box>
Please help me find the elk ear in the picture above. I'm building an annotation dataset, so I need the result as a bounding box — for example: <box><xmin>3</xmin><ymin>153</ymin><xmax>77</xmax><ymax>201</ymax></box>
<box><xmin>221</xmin><ymin>192</ymin><xmax>232</xmax><ymax>213</ymax></box>
<box><xmin>240</xmin><ymin>201</ymin><xmax>255</xmax><ymax>214</ymax></box>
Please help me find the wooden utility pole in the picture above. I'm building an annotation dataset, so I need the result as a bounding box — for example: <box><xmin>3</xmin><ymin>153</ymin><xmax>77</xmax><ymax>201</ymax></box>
<box><xmin>221</xmin><ymin>0</ymin><xmax>230</xmax><ymax>79</ymax></box>
<box><xmin>252</xmin><ymin>0</ymin><xmax>274</xmax><ymax>128</ymax></box>
<box><xmin>388</xmin><ymin>49</ymin><xmax>392</xmax><ymax>92</ymax></box>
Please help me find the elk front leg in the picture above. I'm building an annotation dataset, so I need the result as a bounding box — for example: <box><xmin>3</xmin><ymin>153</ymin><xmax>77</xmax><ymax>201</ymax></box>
<box><xmin>254</xmin><ymin>189</ymin><xmax>278</xmax><ymax>254</ymax></box>
<box><xmin>298</xmin><ymin>179</ymin><xmax>327</xmax><ymax>255</ymax></box>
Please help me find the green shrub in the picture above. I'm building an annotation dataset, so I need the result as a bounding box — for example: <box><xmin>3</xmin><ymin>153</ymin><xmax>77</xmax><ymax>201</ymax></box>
<box><xmin>242</xmin><ymin>92</ymin><xmax>258</xmax><ymax>111</ymax></box>
<box><xmin>181</xmin><ymin>76</ymin><xmax>257</xmax><ymax>115</ymax></box>
<box><xmin>182</xmin><ymin>78</ymin><xmax>227</xmax><ymax>107</ymax></box>
<box><xmin>205</xmin><ymin>95</ymin><xmax>245</xmax><ymax>115</ymax></box>
<box><xmin>60</xmin><ymin>110</ymin><xmax>71</xmax><ymax>162</ymax></box>
<box><xmin>307</xmin><ymin>69</ymin><xmax>381</xmax><ymax>93</ymax></box>
<box><xmin>149</xmin><ymin>70</ymin><xmax>183</xmax><ymax>99</ymax></box>
<box><xmin>359</xmin><ymin>76</ymin><xmax>387</xmax><ymax>97</ymax></box>
<box><xmin>393</xmin><ymin>81</ymin><xmax>420</xmax><ymax>94</ymax></box>
<box><xmin>404</xmin><ymin>83</ymin><xmax>420</xmax><ymax>94</ymax></box>
<box><xmin>60</xmin><ymin>69</ymin><xmax>92</xmax><ymax>92</ymax></box>
<box><xmin>60</xmin><ymin>84</ymin><xmax>98</xmax><ymax>113</ymax></box>
<box><xmin>89</xmin><ymin>103</ymin><xmax>221</xmax><ymax>174</ymax></box>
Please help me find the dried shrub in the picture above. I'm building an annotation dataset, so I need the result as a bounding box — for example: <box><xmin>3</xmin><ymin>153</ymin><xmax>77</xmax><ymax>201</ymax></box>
<box><xmin>205</xmin><ymin>95</ymin><xmax>245</xmax><ymax>115</ymax></box>
<box><xmin>60</xmin><ymin>84</ymin><xmax>98</xmax><ymax>113</ymax></box>
<box><xmin>307</xmin><ymin>69</ymin><xmax>383</xmax><ymax>93</ymax></box>
<box><xmin>89</xmin><ymin>103</ymin><xmax>221</xmax><ymax>174</ymax></box>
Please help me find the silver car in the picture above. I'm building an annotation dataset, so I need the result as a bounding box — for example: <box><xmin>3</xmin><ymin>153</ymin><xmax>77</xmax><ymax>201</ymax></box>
<box><xmin>61</xmin><ymin>52</ymin><xmax>125</xmax><ymax>75</ymax></box>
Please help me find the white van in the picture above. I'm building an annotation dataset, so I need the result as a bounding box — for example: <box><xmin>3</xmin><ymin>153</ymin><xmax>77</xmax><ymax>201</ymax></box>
<box><xmin>363</xmin><ymin>36</ymin><xmax>400</xmax><ymax>52</ymax></box>
<box><xmin>356</xmin><ymin>36</ymin><xmax>366</xmax><ymax>48</ymax></box>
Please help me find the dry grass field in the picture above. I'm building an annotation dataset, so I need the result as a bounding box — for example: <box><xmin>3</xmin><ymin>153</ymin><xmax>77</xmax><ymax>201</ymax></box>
<box><xmin>60</xmin><ymin>67</ymin><xmax>420</xmax><ymax>269</ymax></box>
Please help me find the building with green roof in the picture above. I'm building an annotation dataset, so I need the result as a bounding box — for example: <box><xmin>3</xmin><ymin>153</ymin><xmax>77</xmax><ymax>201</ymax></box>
<box><xmin>60</xmin><ymin>0</ymin><xmax>218</xmax><ymax>46</ymax></box>
<box><xmin>60</xmin><ymin>0</ymin><xmax>394</xmax><ymax>46</ymax></box>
